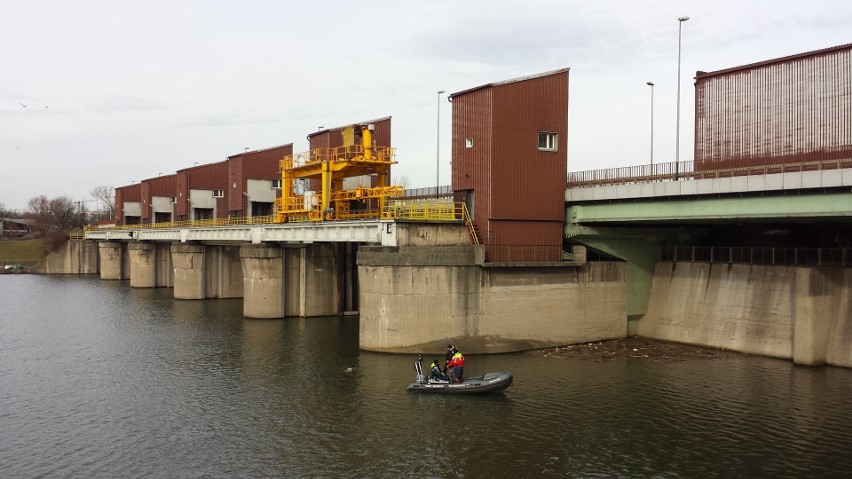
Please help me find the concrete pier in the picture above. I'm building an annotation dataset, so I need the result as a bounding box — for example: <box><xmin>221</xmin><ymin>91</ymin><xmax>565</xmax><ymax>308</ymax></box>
<box><xmin>241</xmin><ymin>244</ymin><xmax>285</xmax><ymax>318</ymax></box>
<box><xmin>98</xmin><ymin>241</ymin><xmax>125</xmax><ymax>280</ymax></box>
<box><xmin>128</xmin><ymin>242</ymin><xmax>157</xmax><ymax>288</ymax></box>
<box><xmin>171</xmin><ymin>243</ymin><xmax>206</xmax><ymax>299</ymax></box>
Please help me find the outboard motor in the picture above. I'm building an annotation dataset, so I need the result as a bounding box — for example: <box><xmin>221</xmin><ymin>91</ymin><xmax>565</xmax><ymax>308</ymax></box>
<box><xmin>413</xmin><ymin>355</ymin><xmax>427</xmax><ymax>384</ymax></box>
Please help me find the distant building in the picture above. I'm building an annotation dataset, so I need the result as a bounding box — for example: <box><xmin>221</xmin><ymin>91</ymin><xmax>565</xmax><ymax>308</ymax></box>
<box><xmin>0</xmin><ymin>218</ymin><xmax>36</xmax><ymax>238</ymax></box>
<box><xmin>450</xmin><ymin>69</ymin><xmax>569</xmax><ymax>262</ymax></box>
<box><xmin>113</xmin><ymin>143</ymin><xmax>291</xmax><ymax>225</ymax></box>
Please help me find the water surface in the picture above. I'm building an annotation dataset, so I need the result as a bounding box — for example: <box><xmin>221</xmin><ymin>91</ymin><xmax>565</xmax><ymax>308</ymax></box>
<box><xmin>1</xmin><ymin>275</ymin><xmax>851</xmax><ymax>478</ymax></box>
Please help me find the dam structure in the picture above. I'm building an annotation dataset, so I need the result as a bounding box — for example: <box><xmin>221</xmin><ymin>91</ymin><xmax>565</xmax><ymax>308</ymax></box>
<box><xmin>39</xmin><ymin>45</ymin><xmax>852</xmax><ymax>367</ymax></box>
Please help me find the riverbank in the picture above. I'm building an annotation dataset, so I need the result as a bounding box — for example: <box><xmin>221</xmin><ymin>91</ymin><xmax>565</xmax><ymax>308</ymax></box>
<box><xmin>527</xmin><ymin>337</ymin><xmax>748</xmax><ymax>362</ymax></box>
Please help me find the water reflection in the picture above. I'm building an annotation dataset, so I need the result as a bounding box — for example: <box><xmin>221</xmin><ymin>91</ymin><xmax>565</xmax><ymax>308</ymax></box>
<box><xmin>1</xmin><ymin>275</ymin><xmax>852</xmax><ymax>478</ymax></box>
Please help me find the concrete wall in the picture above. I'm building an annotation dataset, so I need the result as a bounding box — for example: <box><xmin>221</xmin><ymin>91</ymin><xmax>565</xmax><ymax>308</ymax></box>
<box><xmin>635</xmin><ymin>262</ymin><xmax>852</xmax><ymax>367</ymax></box>
<box><xmin>358</xmin><ymin>245</ymin><xmax>626</xmax><ymax>354</ymax></box>
<box><xmin>38</xmin><ymin>239</ymin><xmax>99</xmax><ymax>274</ymax></box>
<box><xmin>392</xmin><ymin>223</ymin><xmax>471</xmax><ymax>247</ymax></box>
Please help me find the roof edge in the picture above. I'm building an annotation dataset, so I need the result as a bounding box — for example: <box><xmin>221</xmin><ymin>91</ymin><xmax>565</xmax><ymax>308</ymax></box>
<box><xmin>695</xmin><ymin>42</ymin><xmax>852</xmax><ymax>80</ymax></box>
<box><xmin>449</xmin><ymin>68</ymin><xmax>570</xmax><ymax>99</ymax></box>
<box><xmin>307</xmin><ymin>116</ymin><xmax>393</xmax><ymax>139</ymax></box>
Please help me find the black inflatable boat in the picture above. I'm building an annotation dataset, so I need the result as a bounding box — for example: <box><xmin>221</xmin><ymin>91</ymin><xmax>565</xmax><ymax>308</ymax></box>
<box><xmin>406</xmin><ymin>356</ymin><xmax>512</xmax><ymax>394</ymax></box>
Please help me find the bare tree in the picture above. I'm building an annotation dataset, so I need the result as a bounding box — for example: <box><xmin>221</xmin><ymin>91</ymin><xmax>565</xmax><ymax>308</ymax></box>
<box><xmin>393</xmin><ymin>175</ymin><xmax>410</xmax><ymax>190</ymax></box>
<box><xmin>27</xmin><ymin>195</ymin><xmax>52</xmax><ymax>235</ymax></box>
<box><xmin>90</xmin><ymin>185</ymin><xmax>115</xmax><ymax>220</ymax></box>
<box><xmin>49</xmin><ymin>196</ymin><xmax>77</xmax><ymax>229</ymax></box>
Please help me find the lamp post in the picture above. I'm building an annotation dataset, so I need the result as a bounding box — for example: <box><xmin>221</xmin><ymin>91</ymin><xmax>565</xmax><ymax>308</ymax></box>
<box><xmin>646</xmin><ymin>82</ymin><xmax>655</xmax><ymax>169</ymax></box>
<box><xmin>436</xmin><ymin>90</ymin><xmax>445</xmax><ymax>198</ymax></box>
<box><xmin>676</xmin><ymin>15</ymin><xmax>689</xmax><ymax>179</ymax></box>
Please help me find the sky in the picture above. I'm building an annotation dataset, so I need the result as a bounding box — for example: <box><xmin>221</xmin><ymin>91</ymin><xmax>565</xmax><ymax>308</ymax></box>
<box><xmin>1</xmin><ymin>0</ymin><xmax>850</xmax><ymax>211</ymax></box>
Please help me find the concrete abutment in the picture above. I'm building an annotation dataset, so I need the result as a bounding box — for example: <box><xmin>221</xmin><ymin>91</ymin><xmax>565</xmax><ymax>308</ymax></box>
<box><xmin>357</xmin><ymin>245</ymin><xmax>627</xmax><ymax>354</ymax></box>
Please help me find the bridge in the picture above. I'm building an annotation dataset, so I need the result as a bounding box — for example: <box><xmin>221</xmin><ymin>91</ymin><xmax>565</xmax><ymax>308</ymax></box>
<box><xmin>563</xmin><ymin>159</ymin><xmax>852</xmax><ymax>367</ymax></box>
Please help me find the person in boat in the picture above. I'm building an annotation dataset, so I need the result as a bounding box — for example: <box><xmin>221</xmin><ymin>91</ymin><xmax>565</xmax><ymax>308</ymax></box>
<box><xmin>447</xmin><ymin>347</ymin><xmax>465</xmax><ymax>383</ymax></box>
<box><xmin>429</xmin><ymin>358</ymin><xmax>449</xmax><ymax>381</ymax></box>
<box><xmin>443</xmin><ymin>344</ymin><xmax>455</xmax><ymax>374</ymax></box>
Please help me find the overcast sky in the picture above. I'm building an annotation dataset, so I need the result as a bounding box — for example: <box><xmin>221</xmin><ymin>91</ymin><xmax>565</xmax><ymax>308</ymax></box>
<box><xmin>1</xmin><ymin>0</ymin><xmax>850</xmax><ymax>211</ymax></box>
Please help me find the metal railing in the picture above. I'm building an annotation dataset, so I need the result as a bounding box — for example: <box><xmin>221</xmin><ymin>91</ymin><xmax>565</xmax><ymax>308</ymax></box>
<box><xmin>660</xmin><ymin>246</ymin><xmax>852</xmax><ymax>267</ymax></box>
<box><xmin>569</xmin><ymin>157</ymin><xmax>852</xmax><ymax>188</ymax></box>
<box><xmin>84</xmin><ymin>215</ymin><xmax>278</xmax><ymax>232</ymax></box>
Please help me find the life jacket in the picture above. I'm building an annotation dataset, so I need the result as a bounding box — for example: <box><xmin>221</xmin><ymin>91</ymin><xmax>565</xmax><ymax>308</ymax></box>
<box><xmin>448</xmin><ymin>352</ymin><xmax>464</xmax><ymax>368</ymax></box>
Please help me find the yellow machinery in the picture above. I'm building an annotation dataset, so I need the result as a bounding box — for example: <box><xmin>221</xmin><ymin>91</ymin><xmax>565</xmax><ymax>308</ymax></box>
<box><xmin>275</xmin><ymin>124</ymin><xmax>405</xmax><ymax>222</ymax></box>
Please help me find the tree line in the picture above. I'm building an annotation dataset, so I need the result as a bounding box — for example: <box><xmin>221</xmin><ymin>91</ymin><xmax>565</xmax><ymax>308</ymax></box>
<box><xmin>0</xmin><ymin>185</ymin><xmax>115</xmax><ymax>236</ymax></box>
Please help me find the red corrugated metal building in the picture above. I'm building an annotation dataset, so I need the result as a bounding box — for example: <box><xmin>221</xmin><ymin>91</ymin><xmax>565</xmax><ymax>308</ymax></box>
<box><xmin>695</xmin><ymin>43</ymin><xmax>852</xmax><ymax>171</ymax></box>
<box><xmin>175</xmin><ymin>161</ymin><xmax>229</xmax><ymax>221</ymax></box>
<box><xmin>450</xmin><ymin>69</ymin><xmax>569</xmax><ymax>262</ymax></box>
<box><xmin>140</xmin><ymin>174</ymin><xmax>177</xmax><ymax>224</ymax></box>
<box><xmin>227</xmin><ymin>144</ymin><xmax>293</xmax><ymax>217</ymax></box>
<box><xmin>115</xmin><ymin>183</ymin><xmax>142</xmax><ymax>225</ymax></box>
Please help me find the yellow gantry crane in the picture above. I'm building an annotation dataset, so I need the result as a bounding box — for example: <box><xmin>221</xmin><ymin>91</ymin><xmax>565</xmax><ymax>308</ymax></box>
<box><xmin>275</xmin><ymin>123</ymin><xmax>405</xmax><ymax>222</ymax></box>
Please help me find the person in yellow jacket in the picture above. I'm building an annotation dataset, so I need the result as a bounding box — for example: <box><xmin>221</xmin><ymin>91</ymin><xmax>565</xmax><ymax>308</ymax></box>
<box><xmin>446</xmin><ymin>347</ymin><xmax>465</xmax><ymax>383</ymax></box>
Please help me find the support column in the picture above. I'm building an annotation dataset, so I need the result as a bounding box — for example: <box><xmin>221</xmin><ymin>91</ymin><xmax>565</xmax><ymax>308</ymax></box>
<box><xmin>793</xmin><ymin>267</ymin><xmax>835</xmax><ymax>366</ymax></box>
<box><xmin>171</xmin><ymin>243</ymin><xmax>206</xmax><ymax>299</ymax></box>
<box><xmin>128</xmin><ymin>242</ymin><xmax>157</xmax><ymax>288</ymax></box>
<box><xmin>300</xmin><ymin>243</ymin><xmax>339</xmax><ymax>317</ymax></box>
<box><xmin>155</xmin><ymin>243</ymin><xmax>174</xmax><ymax>287</ymax></box>
<box><xmin>98</xmin><ymin>241</ymin><xmax>124</xmax><ymax>280</ymax></box>
<box><xmin>241</xmin><ymin>244</ymin><xmax>285</xmax><ymax>318</ymax></box>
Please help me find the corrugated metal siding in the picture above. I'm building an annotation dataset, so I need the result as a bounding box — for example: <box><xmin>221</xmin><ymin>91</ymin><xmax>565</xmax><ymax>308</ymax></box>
<box><xmin>228</xmin><ymin>155</ymin><xmax>243</xmax><ymax>213</ymax></box>
<box><xmin>695</xmin><ymin>45</ymin><xmax>852</xmax><ymax>170</ymax></box>
<box><xmin>139</xmin><ymin>175</ymin><xmax>176</xmax><ymax>222</ymax></box>
<box><xmin>491</xmin><ymin>70</ymin><xmax>568</xmax><ymax>221</ymax></box>
<box><xmin>486</xmin><ymin>221</ymin><xmax>564</xmax><ymax>262</ymax></box>
<box><xmin>451</xmin><ymin>87</ymin><xmax>493</xmax><ymax>230</ymax></box>
<box><xmin>451</xmin><ymin>69</ymin><xmax>568</xmax><ymax>255</ymax></box>
<box><xmin>114</xmin><ymin>184</ymin><xmax>140</xmax><ymax>225</ymax></box>
<box><xmin>175</xmin><ymin>171</ymin><xmax>189</xmax><ymax>218</ymax></box>
<box><xmin>227</xmin><ymin>144</ymin><xmax>292</xmax><ymax>213</ymax></box>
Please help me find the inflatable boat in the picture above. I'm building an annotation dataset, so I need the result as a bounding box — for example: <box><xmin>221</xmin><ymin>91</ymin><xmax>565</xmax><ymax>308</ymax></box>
<box><xmin>406</xmin><ymin>356</ymin><xmax>512</xmax><ymax>394</ymax></box>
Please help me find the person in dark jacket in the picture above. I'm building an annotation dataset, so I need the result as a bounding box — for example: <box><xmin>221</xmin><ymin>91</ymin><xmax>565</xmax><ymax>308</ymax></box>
<box><xmin>430</xmin><ymin>358</ymin><xmax>448</xmax><ymax>381</ymax></box>
<box><xmin>443</xmin><ymin>344</ymin><xmax>455</xmax><ymax>374</ymax></box>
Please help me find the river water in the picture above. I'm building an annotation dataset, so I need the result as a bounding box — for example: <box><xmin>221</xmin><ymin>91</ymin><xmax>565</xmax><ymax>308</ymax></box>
<box><xmin>1</xmin><ymin>275</ymin><xmax>851</xmax><ymax>478</ymax></box>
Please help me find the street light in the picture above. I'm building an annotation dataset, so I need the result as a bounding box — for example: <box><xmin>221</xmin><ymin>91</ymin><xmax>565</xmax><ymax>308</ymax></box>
<box><xmin>676</xmin><ymin>15</ymin><xmax>689</xmax><ymax>179</ymax></box>
<box><xmin>646</xmin><ymin>82</ymin><xmax>655</xmax><ymax>168</ymax></box>
<box><xmin>436</xmin><ymin>90</ymin><xmax>445</xmax><ymax>198</ymax></box>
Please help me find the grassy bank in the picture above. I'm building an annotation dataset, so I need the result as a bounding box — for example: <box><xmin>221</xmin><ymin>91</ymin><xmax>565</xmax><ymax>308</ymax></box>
<box><xmin>0</xmin><ymin>239</ymin><xmax>46</xmax><ymax>263</ymax></box>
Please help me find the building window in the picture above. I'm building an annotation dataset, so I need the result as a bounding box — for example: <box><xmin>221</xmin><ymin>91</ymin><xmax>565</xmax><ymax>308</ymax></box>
<box><xmin>538</xmin><ymin>132</ymin><xmax>557</xmax><ymax>151</ymax></box>
<box><xmin>271</xmin><ymin>179</ymin><xmax>282</xmax><ymax>189</ymax></box>
<box><xmin>169</xmin><ymin>196</ymin><xmax>177</xmax><ymax>204</ymax></box>
<box><xmin>465</xmin><ymin>138</ymin><xmax>474</xmax><ymax>148</ymax></box>
<box><xmin>213</xmin><ymin>189</ymin><xmax>224</xmax><ymax>198</ymax></box>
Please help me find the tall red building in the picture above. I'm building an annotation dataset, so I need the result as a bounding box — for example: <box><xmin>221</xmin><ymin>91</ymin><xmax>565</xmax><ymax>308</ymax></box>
<box><xmin>450</xmin><ymin>69</ymin><xmax>569</xmax><ymax>262</ymax></box>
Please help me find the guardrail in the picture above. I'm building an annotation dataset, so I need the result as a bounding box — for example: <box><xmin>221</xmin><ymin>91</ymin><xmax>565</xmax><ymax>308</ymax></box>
<box><xmin>85</xmin><ymin>201</ymin><xmax>469</xmax><ymax>234</ymax></box>
<box><xmin>569</xmin><ymin>158</ymin><xmax>852</xmax><ymax>188</ymax></box>
<box><xmin>660</xmin><ymin>246</ymin><xmax>852</xmax><ymax>267</ymax></box>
